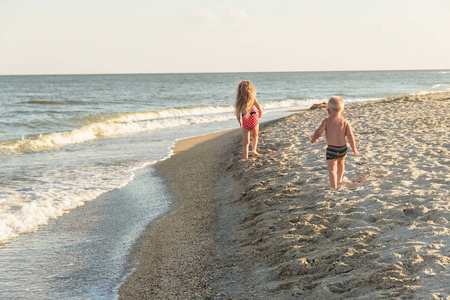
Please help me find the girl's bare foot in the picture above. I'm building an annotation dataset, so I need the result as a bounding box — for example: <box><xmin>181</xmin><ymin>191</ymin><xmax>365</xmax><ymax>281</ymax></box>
<box><xmin>252</xmin><ymin>151</ymin><xmax>260</xmax><ymax>156</ymax></box>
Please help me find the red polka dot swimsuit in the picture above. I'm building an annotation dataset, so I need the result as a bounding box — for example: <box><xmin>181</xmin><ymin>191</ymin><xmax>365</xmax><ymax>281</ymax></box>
<box><xmin>242</xmin><ymin>105</ymin><xmax>259</xmax><ymax>130</ymax></box>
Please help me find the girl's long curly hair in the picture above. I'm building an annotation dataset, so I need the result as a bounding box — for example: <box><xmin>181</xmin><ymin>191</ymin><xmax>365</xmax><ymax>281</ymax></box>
<box><xmin>235</xmin><ymin>80</ymin><xmax>256</xmax><ymax>120</ymax></box>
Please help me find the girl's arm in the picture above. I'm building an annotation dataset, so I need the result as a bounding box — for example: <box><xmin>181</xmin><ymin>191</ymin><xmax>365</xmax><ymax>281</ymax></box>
<box><xmin>311</xmin><ymin>120</ymin><xmax>326</xmax><ymax>144</ymax></box>
<box><xmin>254</xmin><ymin>99</ymin><xmax>263</xmax><ymax>116</ymax></box>
<box><xmin>346</xmin><ymin>123</ymin><xmax>359</xmax><ymax>156</ymax></box>
<box><xmin>236</xmin><ymin>111</ymin><xmax>242</xmax><ymax>127</ymax></box>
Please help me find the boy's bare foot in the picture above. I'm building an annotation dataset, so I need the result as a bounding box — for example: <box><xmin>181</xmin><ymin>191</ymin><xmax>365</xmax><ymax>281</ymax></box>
<box><xmin>252</xmin><ymin>151</ymin><xmax>260</xmax><ymax>156</ymax></box>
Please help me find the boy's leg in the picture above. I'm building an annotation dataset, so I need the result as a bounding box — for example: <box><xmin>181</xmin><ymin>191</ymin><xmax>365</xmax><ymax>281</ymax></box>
<box><xmin>337</xmin><ymin>158</ymin><xmax>345</xmax><ymax>185</ymax></box>
<box><xmin>242</xmin><ymin>128</ymin><xmax>250</xmax><ymax>159</ymax></box>
<box><xmin>251</xmin><ymin>124</ymin><xmax>259</xmax><ymax>155</ymax></box>
<box><xmin>327</xmin><ymin>159</ymin><xmax>338</xmax><ymax>190</ymax></box>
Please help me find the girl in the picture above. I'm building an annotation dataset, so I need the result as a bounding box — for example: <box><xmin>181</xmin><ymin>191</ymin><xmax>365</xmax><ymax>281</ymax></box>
<box><xmin>235</xmin><ymin>80</ymin><xmax>263</xmax><ymax>159</ymax></box>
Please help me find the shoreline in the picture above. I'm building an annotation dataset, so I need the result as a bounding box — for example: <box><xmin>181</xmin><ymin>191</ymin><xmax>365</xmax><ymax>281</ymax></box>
<box><xmin>118</xmin><ymin>128</ymin><xmax>243</xmax><ymax>298</ymax></box>
<box><xmin>119</xmin><ymin>92</ymin><xmax>450</xmax><ymax>299</ymax></box>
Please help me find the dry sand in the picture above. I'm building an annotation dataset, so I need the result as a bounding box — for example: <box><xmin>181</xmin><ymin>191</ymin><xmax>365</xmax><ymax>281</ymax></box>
<box><xmin>120</xmin><ymin>92</ymin><xmax>449</xmax><ymax>299</ymax></box>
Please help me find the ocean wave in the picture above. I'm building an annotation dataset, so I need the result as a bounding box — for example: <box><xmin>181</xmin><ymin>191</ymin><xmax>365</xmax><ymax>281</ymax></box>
<box><xmin>0</xmin><ymin>161</ymin><xmax>152</xmax><ymax>243</ymax></box>
<box><xmin>412</xmin><ymin>90</ymin><xmax>450</xmax><ymax>95</ymax></box>
<box><xmin>0</xmin><ymin>99</ymin><xmax>321</xmax><ymax>156</ymax></box>
<box><xmin>19</xmin><ymin>100</ymin><xmax>88</xmax><ymax>106</ymax></box>
<box><xmin>93</xmin><ymin>105</ymin><xmax>236</xmax><ymax>123</ymax></box>
<box><xmin>262</xmin><ymin>99</ymin><xmax>325</xmax><ymax>109</ymax></box>
<box><xmin>26</xmin><ymin>100</ymin><xmax>63</xmax><ymax>105</ymax></box>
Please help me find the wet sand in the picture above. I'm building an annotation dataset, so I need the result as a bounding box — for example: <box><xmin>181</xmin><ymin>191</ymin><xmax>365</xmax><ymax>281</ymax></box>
<box><xmin>119</xmin><ymin>92</ymin><xmax>450</xmax><ymax>299</ymax></box>
<box><xmin>118</xmin><ymin>129</ymin><xmax>243</xmax><ymax>299</ymax></box>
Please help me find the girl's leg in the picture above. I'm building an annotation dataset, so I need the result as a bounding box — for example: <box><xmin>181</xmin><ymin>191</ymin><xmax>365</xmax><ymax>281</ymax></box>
<box><xmin>251</xmin><ymin>124</ymin><xmax>259</xmax><ymax>155</ymax></box>
<box><xmin>242</xmin><ymin>128</ymin><xmax>250</xmax><ymax>159</ymax></box>
<box><xmin>327</xmin><ymin>159</ymin><xmax>338</xmax><ymax>190</ymax></box>
<box><xmin>337</xmin><ymin>158</ymin><xmax>345</xmax><ymax>185</ymax></box>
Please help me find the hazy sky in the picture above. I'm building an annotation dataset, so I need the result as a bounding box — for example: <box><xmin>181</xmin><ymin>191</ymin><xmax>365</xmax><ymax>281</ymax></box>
<box><xmin>1</xmin><ymin>0</ymin><xmax>449</xmax><ymax>75</ymax></box>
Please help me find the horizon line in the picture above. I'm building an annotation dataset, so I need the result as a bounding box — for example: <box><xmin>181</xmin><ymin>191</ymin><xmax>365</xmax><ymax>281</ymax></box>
<box><xmin>1</xmin><ymin>68</ymin><xmax>449</xmax><ymax>77</ymax></box>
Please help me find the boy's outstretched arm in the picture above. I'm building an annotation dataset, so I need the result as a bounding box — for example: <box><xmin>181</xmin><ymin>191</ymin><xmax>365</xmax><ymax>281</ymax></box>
<box><xmin>346</xmin><ymin>123</ymin><xmax>359</xmax><ymax>156</ymax></box>
<box><xmin>311</xmin><ymin>120</ymin><xmax>326</xmax><ymax>144</ymax></box>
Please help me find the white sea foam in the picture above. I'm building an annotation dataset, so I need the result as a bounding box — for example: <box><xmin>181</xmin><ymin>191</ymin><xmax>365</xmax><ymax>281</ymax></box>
<box><xmin>262</xmin><ymin>99</ymin><xmax>324</xmax><ymax>109</ymax></box>
<box><xmin>413</xmin><ymin>90</ymin><xmax>445</xmax><ymax>95</ymax></box>
<box><xmin>0</xmin><ymin>161</ymin><xmax>153</xmax><ymax>243</ymax></box>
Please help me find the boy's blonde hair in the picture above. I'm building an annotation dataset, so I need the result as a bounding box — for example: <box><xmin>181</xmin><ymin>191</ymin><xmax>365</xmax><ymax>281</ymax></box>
<box><xmin>235</xmin><ymin>80</ymin><xmax>256</xmax><ymax>118</ymax></box>
<box><xmin>328</xmin><ymin>96</ymin><xmax>344</xmax><ymax>113</ymax></box>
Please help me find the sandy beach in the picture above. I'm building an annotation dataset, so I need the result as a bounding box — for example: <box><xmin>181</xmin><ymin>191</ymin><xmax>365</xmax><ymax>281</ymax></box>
<box><xmin>119</xmin><ymin>92</ymin><xmax>450</xmax><ymax>299</ymax></box>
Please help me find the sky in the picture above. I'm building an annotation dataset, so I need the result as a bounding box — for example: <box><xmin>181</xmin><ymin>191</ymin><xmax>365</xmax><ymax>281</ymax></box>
<box><xmin>1</xmin><ymin>0</ymin><xmax>449</xmax><ymax>75</ymax></box>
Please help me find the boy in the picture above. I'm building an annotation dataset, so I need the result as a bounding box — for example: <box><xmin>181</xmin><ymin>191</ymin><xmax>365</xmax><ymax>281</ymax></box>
<box><xmin>311</xmin><ymin>96</ymin><xmax>359</xmax><ymax>189</ymax></box>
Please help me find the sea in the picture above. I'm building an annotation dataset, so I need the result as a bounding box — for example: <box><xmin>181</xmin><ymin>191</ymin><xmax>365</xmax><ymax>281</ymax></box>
<box><xmin>0</xmin><ymin>70</ymin><xmax>449</xmax><ymax>299</ymax></box>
